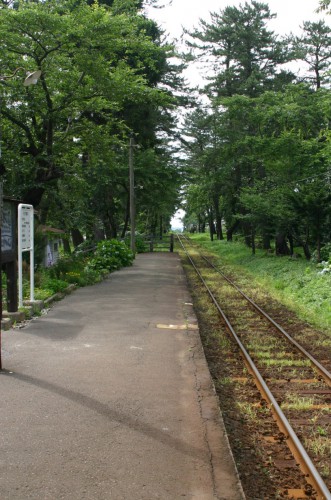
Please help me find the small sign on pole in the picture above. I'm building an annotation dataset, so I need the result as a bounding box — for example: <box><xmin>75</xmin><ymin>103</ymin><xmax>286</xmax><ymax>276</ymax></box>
<box><xmin>18</xmin><ymin>204</ymin><xmax>34</xmax><ymax>308</ymax></box>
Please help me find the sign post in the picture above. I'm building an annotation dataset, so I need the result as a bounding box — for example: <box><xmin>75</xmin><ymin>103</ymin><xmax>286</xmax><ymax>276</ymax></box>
<box><xmin>18</xmin><ymin>204</ymin><xmax>34</xmax><ymax>308</ymax></box>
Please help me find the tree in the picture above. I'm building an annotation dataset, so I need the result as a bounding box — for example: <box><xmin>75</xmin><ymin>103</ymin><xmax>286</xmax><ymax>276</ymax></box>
<box><xmin>289</xmin><ymin>20</ymin><xmax>331</xmax><ymax>89</ymax></box>
<box><xmin>318</xmin><ymin>0</ymin><xmax>331</xmax><ymax>11</ymax></box>
<box><xmin>187</xmin><ymin>1</ymin><xmax>293</xmax><ymax>98</ymax></box>
<box><xmin>0</xmin><ymin>0</ymin><xmax>182</xmax><ymax>244</ymax></box>
<box><xmin>182</xmin><ymin>105</ymin><xmax>226</xmax><ymax>240</ymax></box>
<box><xmin>233</xmin><ymin>85</ymin><xmax>331</xmax><ymax>257</ymax></box>
<box><xmin>0</xmin><ymin>0</ymin><xmax>171</xmax><ymax>205</ymax></box>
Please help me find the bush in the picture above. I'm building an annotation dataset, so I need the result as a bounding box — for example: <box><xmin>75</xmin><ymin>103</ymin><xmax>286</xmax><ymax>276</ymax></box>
<box><xmin>73</xmin><ymin>240</ymin><xmax>96</xmax><ymax>256</ymax></box>
<box><xmin>87</xmin><ymin>239</ymin><xmax>134</xmax><ymax>273</ymax></box>
<box><xmin>15</xmin><ymin>240</ymin><xmax>132</xmax><ymax>306</ymax></box>
<box><xmin>39</xmin><ymin>277</ymin><xmax>68</xmax><ymax>294</ymax></box>
<box><xmin>124</xmin><ymin>233</ymin><xmax>148</xmax><ymax>253</ymax></box>
<box><xmin>311</xmin><ymin>243</ymin><xmax>331</xmax><ymax>263</ymax></box>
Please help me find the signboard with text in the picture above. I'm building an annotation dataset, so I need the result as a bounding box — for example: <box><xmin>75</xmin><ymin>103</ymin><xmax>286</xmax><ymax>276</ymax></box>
<box><xmin>0</xmin><ymin>198</ymin><xmax>18</xmax><ymax>312</ymax></box>
<box><xmin>1</xmin><ymin>201</ymin><xmax>16</xmax><ymax>257</ymax></box>
<box><xmin>18</xmin><ymin>204</ymin><xmax>34</xmax><ymax>307</ymax></box>
<box><xmin>19</xmin><ymin>205</ymin><xmax>33</xmax><ymax>251</ymax></box>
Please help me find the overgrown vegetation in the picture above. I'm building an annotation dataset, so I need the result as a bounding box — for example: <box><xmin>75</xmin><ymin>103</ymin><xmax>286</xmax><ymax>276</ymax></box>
<box><xmin>188</xmin><ymin>233</ymin><xmax>331</xmax><ymax>331</ymax></box>
<box><xmin>182</xmin><ymin>1</ymin><xmax>331</xmax><ymax>261</ymax></box>
<box><xmin>2</xmin><ymin>239</ymin><xmax>134</xmax><ymax>309</ymax></box>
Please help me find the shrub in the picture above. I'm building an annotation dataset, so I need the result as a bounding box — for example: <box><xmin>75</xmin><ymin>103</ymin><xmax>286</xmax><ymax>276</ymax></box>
<box><xmin>73</xmin><ymin>240</ymin><xmax>96</xmax><ymax>256</ymax></box>
<box><xmin>39</xmin><ymin>277</ymin><xmax>68</xmax><ymax>294</ymax></box>
<box><xmin>87</xmin><ymin>239</ymin><xmax>134</xmax><ymax>273</ymax></box>
<box><xmin>12</xmin><ymin>240</ymin><xmax>132</xmax><ymax>307</ymax></box>
<box><xmin>312</xmin><ymin>243</ymin><xmax>331</xmax><ymax>263</ymax></box>
<box><xmin>124</xmin><ymin>233</ymin><xmax>148</xmax><ymax>253</ymax></box>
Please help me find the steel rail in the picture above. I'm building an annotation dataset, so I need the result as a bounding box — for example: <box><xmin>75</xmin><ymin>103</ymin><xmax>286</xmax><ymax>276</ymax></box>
<box><xmin>183</xmin><ymin>235</ymin><xmax>331</xmax><ymax>387</ymax></box>
<box><xmin>178</xmin><ymin>235</ymin><xmax>331</xmax><ymax>500</ymax></box>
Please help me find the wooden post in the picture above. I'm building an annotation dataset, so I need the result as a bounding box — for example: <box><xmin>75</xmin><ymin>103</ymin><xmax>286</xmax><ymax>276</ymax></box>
<box><xmin>6</xmin><ymin>261</ymin><xmax>18</xmax><ymax>312</ymax></box>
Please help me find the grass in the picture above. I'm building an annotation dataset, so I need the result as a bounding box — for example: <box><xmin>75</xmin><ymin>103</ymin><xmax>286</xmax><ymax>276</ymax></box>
<box><xmin>281</xmin><ymin>393</ymin><xmax>316</xmax><ymax>410</ymax></box>
<box><xmin>304</xmin><ymin>436</ymin><xmax>331</xmax><ymax>458</ymax></box>
<box><xmin>320</xmin><ymin>462</ymin><xmax>330</xmax><ymax>479</ymax></box>
<box><xmin>186</xmin><ymin>234</ymin><xmax>331</xmax><ymax>332</ymax></box>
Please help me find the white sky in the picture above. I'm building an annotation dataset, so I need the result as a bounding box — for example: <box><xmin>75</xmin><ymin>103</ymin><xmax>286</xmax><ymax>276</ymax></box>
<box><xmin>146</xmin><ymin>0</ymin><xmax>328</xmax><ymax>229</ymax></box>
<box><xmin>145</xmin><ymin>0</ymin><xmax>328</xmax><ymax>87</ymax></box>
<box><xmin>145</xmin><ymin>0</ymin><xmax>326</xmax><ymax>40</ymax></box>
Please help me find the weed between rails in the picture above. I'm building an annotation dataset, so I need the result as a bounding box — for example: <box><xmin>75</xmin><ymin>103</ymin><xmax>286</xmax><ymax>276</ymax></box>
<box><xmin>188</xmin><ymin>234</ymin><xmax>331</xmax><ymax>332</ymax></box>
<box><xmin>179</xmin><ymin>249</ymin><xmax>308</xmax><ymax>498</ymax></box>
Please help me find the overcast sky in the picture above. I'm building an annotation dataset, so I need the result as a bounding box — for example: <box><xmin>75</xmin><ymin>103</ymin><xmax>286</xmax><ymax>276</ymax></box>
<box><xmin>145</xmin><ymin>0</ymin><xmax>328</xmax><ymax>87</ymax></box>
<box><xmin>145</xmin><ymin>0</ymin><xmax>326</xmax><ymax>39</ymax></box>
<box><xmin>145</xmin><ymin>0</ymin><xmax>329</xmax><ymax>229</ymax></box>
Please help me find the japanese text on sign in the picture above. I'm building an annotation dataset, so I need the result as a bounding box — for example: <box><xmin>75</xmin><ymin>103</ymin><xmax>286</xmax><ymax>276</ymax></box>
<box><xmin>20</xmin><ymin>206</ymin><xmax>33</xmax><ymax>251</ymax></box>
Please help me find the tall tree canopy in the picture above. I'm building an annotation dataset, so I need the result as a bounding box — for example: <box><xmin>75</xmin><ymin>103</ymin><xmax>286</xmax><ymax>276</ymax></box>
<box><xmin>289</xmin><ymin>20</ymin><xmax>331</xmax><ymax>89</ymax></box>
<box><xmin>0</xmin><ymin>0</ymin><xmax>182</xmax><ymax>241</ymax></box>
<box><xmin>182</xmin><ymin>0</ymin><xmax>331</xmax><ymax>260</ymax></box>
<box><xmin>187</xmin><ymin>1</ymin><xmax>293</xmax><ymax>98</ymax></box>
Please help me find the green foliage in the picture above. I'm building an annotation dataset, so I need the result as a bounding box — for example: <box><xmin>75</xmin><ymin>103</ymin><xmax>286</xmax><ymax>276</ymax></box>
<box><xmin>187</xmin><ymin>1</ymin><xmax>293</xmax><ymax>97</ymax></box>
<box><xmin>39</xmin><ymin>278</ymin><xmax>69</xmax><ymax>295</ymax></box>
<box><xmin>288</xmin><ymin>20</ymin><xmax>331</xmax><ymax>89</ymax></box>
<box><xmin>0</xmin><ymin>0</ymin><xmax>181</xmax><ymax>240</ymax></box>
<box><xmin>124</xmin><ymin>234</ymin><xmax>148</xmax><ymax>253</ymax></box>
<box><xmin>190</xmin><ymin>234</ymin><xmax>331</xmax><ymax>331</ymax></box>
<box><xmin>312</xmin><ymin>243</ymin><xmax>331</xmax><ymax>263</ymax></box>
<box><xmin>88</xmin><ymin>239</ymin><xmax>134</xmax><ymax>272</ymax></box>
<box><xmin>72</xmin><ymin>240</ymin><xmax>96</xmax><ymax>256</ymax></box>
<box><xmin>31</xmin><ymin>253</ymin><xmax>102</xmax><ymax>299</ymax></box>
<box><xmin>14</xmin><ymin>240</ymin><xmax>131</xmax><ymax>306</ymax></box>
<box><xmin>183</xmin><ymin>1</ymin><xmax>331</xmax><ymax>257</ymax></box>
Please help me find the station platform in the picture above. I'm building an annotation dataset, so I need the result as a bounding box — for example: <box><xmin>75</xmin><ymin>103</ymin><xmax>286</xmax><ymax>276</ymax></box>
<box><xmin>1</xmin><ymin>253</ymin><xmax>244</xmax><ymax>500</ymax></box>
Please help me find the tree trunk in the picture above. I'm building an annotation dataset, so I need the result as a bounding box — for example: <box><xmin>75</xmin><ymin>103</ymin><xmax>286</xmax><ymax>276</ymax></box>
<box><xmin>159</xmin><ymin>215</ymin><xmax>163</xmax><ymax>240</ymax></box>
<box><xmin>94</xmin><ymin>227</ymin><xmax>105</xmax><ymax>242</ymax></box>
<box><xmin>275</xmin><ymin>232</ymin><xmax>290</xmax><ymax>256</ymax></box>
<box><xmin>302</xmin><ymin>242</ymin><xmax>311</xmax><ymax>260</ymax></box>
<box><xmin>150</xmin><ymin>215</ymin><xmax>157</xmax><ymax>238</ymax></box>
<box><xmin>213</xmin><ymin>195</ymin><xmax>224</xmax><ymax>240</ymax></box>
<box><xmin>262</xmin><ymin>232</ymin><xmax>271</xmax><ymax>250</ymax></box>
<box><xmin>251</xmin><ymin>227</ymin><xmax>256</xmax><ymax>255</ymax></box>
<box><xmin>105</xmin><ymin>213</ymin><xmax>118</xmax><ymax>239</ymax></box>
<box><xmin>63</xmin><ymin>238</ymin><xmax>71</xmax><ymax>254</ymax></box>
<box><xmin>226</xmin><ymin>220</ymin><xmax>240</xmax><ymax>241</ymax></box>
<box><xmin>288</xmin><ymin>232</ymin><xmax>294</xmax><ymax>256</ymax></box>
<box><xmin>302</xmin><ymin>227</ymin><xmax>311</xmax><ymax>260</ymax></box>
<box><xmin>71</xmin><ymin>228</ymin><xmax>84</xmax><ymax>248</ymax></box>
<box><xmin>243</xmin><ymin>221</ymin><xmax>252</xmax><ymax>248</ymax></box>
<box><xmin>121</xmin><ymin>195</ymin><xmax>130</xmax><ymax>239</ymax></box>
<box><xmin>208</xmin><ymin>209</ymin><xmax>215</xmax><ymax>242</ymax></box>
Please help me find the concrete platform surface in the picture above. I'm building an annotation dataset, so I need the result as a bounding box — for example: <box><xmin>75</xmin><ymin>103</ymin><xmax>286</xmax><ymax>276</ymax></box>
<box><xmin>1</xmin><ymin>253</ymin><xmax>243</xmax><ymax>500</ymax></box>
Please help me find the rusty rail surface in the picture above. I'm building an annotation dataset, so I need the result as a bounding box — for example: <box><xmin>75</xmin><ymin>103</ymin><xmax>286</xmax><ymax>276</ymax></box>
<box><xmin>177</xmin><ymin>234</ymin><xmax>331</xmax><ymax>500</ymax></box>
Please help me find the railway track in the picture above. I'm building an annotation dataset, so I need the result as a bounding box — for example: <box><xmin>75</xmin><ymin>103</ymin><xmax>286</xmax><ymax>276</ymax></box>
<box><xmin>177</xmin><ymin>234</ymin><xmax>331</xmax><ymax>500</ymax></box>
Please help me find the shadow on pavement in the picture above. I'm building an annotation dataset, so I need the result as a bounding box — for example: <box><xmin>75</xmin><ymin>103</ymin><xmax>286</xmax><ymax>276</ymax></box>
<box><xmin>1</xmin><ymin>369</ymin><xmax>208</xmax><ymax>464</ymax></box>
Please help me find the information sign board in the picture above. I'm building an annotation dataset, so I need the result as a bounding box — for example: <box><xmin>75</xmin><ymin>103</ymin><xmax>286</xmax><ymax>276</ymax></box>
<box><xmin>18</xmin><ymin>204</ymin><xmax>34</xmax><ymax>307</ymax></box>
<box><xmin>1</xmin><ymin>201</ymin><xmax>15</xmax><ymax>254</ymax></box>
<box><xmin>19</xmin><ymin>205</ymin><xmax>33</xmax><ymax>251</ymax></box>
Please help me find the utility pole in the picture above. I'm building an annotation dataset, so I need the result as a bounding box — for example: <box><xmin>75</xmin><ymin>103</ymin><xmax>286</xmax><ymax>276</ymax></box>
<box><xmin>129</xmin><ymin>134</ymin><xmax>136</xmax><ymax>254</ymax></box>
